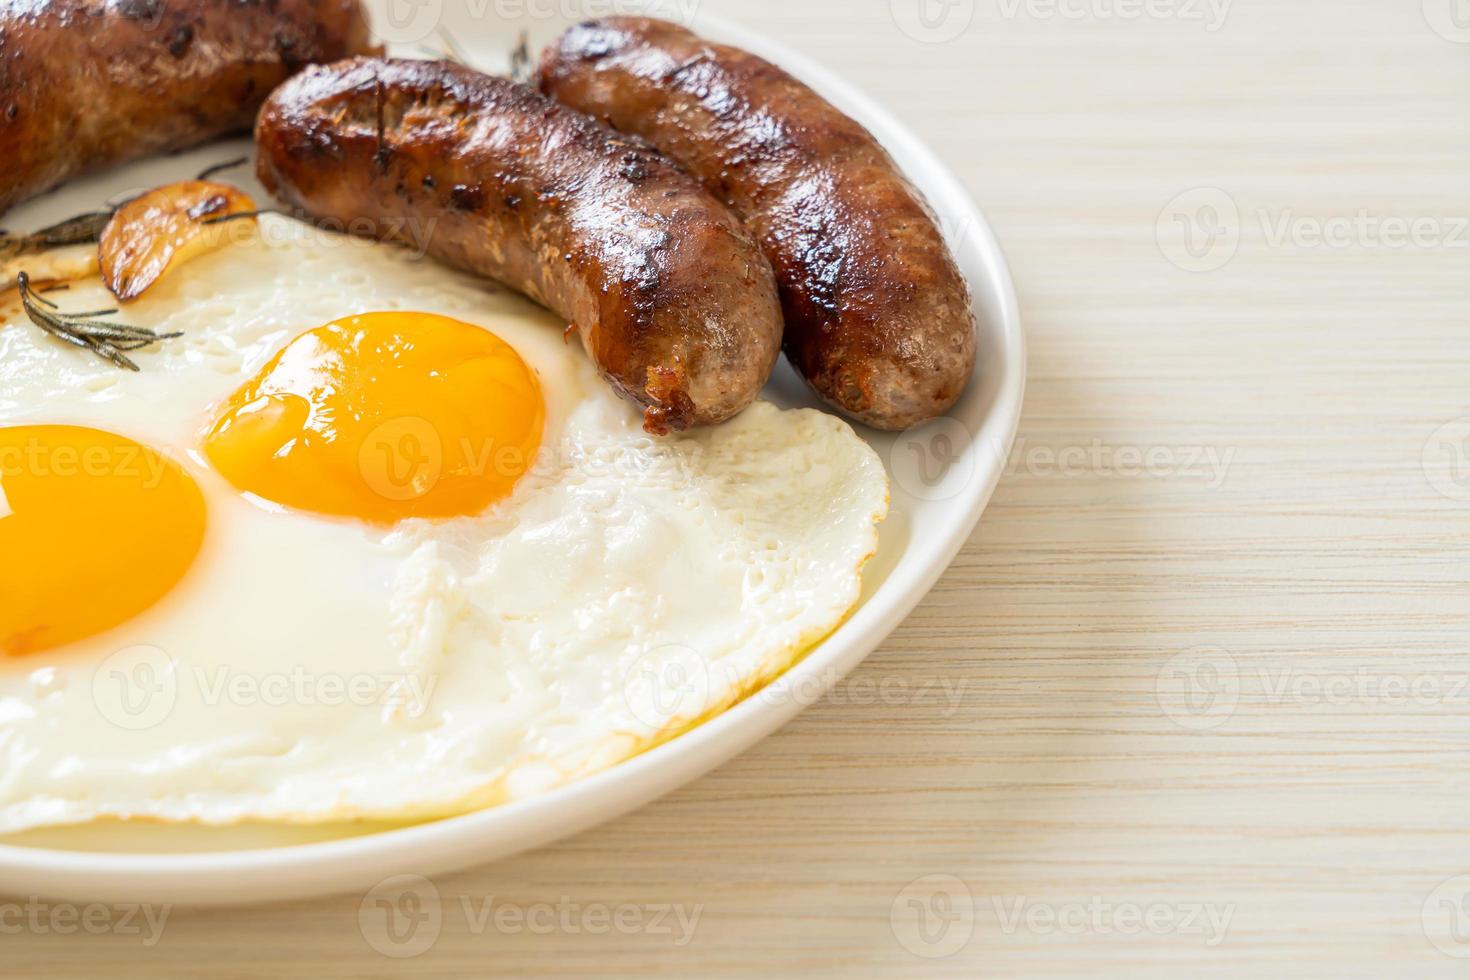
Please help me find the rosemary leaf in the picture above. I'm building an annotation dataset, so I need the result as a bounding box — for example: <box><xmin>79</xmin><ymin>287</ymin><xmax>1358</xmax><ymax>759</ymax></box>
<box><xmin>196</xmin><ymin>156</ymin><xmax>250</xmax><ymax>182</ymax></box>
<box><xmin>15</xmin><ymin>272</ymin><xmax>181</xmax><ymax>371</ymax></box>
<box><xmin>0</xmin><ymin>210</ymin><xmax>115</xmax><ymax>260</ymax></box>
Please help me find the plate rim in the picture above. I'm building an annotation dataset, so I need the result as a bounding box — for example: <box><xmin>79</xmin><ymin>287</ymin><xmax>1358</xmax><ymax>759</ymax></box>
<box><xmin>0</xmin><ymin>10</ymin><xmax>1027</xmax><ymax>905</ymax></box>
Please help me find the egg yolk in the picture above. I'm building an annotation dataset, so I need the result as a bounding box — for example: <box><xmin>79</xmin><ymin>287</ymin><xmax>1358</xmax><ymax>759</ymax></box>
<box><xmin>204</xmin><ymin>312</ymin><xmax>545</xmax><ymax>524</ymax></box>
<box><xmin>0</xmin><ymin>426</ymin><xmax>206</xmax><ymax>656</ymax></box>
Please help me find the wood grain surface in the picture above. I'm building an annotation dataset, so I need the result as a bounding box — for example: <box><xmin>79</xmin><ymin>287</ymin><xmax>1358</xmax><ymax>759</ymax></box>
<box><xmin>11</xmin><ymin>0</ymin><xmax>1470</xmax><ymax>975</ymax></box>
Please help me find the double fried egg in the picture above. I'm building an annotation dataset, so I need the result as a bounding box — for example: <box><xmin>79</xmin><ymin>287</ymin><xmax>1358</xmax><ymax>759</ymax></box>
<box><xmin>0</xmin><ymin>214</ymin><xmax>887</xmax><ymax>832</ymax></box>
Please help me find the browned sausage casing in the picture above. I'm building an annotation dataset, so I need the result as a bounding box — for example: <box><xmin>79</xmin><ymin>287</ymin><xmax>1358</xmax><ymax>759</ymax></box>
<box><xmin>537</xmin><ymin>17</ymin><xmax>977</xmax><ymax>431</ymax></box>
<box><xmin>255</xmin><ymin>57</ymin><xmax>783</xmax><ymax>434</ymax></box>
<box><xmin>0</xmin><ymin>0</ymin><xmax>376</xmax><ymax>217</ymax></box>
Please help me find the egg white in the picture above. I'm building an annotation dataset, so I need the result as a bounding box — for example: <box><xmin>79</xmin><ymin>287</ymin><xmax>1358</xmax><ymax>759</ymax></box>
<box><xmin>0</xmin><ymin>215</ymin><xmax>887</xmax><ymax>832</ymax></box>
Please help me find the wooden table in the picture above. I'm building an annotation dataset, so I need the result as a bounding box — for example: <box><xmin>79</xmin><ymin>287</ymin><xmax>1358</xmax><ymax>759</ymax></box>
<box><xmin>17</xmin><ymin>0</ymin><xmax>1470</xmax><ymax>975</ymax></box>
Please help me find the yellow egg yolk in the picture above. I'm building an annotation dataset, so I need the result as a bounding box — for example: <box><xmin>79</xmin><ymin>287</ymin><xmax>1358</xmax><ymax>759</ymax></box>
<box><xmin>204</xmin><ymin>312</ymin><xmax>545</xmax><ymax>524</ymax></box>
<box><xmin>0</xmin><ymin>426</ymin><xmax>206</xmax><ymax>656</ymax></box>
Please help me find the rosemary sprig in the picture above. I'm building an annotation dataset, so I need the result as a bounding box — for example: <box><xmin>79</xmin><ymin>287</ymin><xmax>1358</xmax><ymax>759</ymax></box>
<box><xmin>196</xmin><ymin>156</ymin><xmax>249</xmax><ymax>181</ymax></box>
<box><xmin>416</xmin><ymin>27</ymin><xmax>529</xmax><ymax>81</ymax></box>
<box><xmin>0</xmin><ymin>210</ymin><xmax>115</xmax><ymax>262</ymax></box>
<box><xmin>509</xmin><ymin>30</ymin><xmax>532</xmax><ymax>85</ymax></box>
<box><xmin>16</xmin><ymin>272</ymin><xmax>182</xmax><ymax>372</ymax></box>
<box><xmin>0</xmin><ymin>157</ymin><xmax>249</xmax><ymax>262</ymax></box>
<box><xmin>200</xmin><ymin>208</ymin><xmax>279</xmax><ymax>227</ymax></box>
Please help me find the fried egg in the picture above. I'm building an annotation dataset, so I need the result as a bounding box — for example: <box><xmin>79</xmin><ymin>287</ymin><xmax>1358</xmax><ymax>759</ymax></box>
<box><xmin>0</xmin><ymin>214</ymin><xmax>887</xmax><ymax>832</ymax></box>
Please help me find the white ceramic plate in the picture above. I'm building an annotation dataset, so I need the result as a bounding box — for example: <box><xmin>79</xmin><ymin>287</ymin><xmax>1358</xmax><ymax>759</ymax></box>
<box><xmin>0</xmin><ymin>5</ymin><xmax>1024</xmax><ymax>905</ymax></box>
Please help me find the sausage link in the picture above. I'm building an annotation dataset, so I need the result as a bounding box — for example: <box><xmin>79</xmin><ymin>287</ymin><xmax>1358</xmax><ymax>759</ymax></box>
<box><xmin>254</xmin><ymin>57</ymin><xmax>783</xmax><ymax>434</ymax></box>
<box><xmin>0</xmin><ymin>0</ymin><xmax>377</xmax><ymax>216</ymax></box>
<box><xmin>537</xmin><ymin>17</ymin><xmax>977</xmax><ymax>430</ymax></box>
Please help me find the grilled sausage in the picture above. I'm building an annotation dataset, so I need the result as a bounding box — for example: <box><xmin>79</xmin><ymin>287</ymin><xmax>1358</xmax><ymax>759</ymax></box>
<box><xmin>537</xmin><ymin>17</ymin><xmax>977</xmax><ymax>431</ymax></box>
<box><xmin>0</xmin><ymin>0</ymin><xmax>377</xmax><ymax>217</ymax></box>
<box><xmin>255</xmin><ymin>57</ymin><xmax>783</xmax><ymax>434</ymax></box>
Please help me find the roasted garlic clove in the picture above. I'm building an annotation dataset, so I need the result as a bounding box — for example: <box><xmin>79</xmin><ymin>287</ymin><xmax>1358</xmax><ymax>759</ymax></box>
<box><xmin>100</xmin><ymin>181</ymin><xmax>257</xmax><ymax>302</ymax></box>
